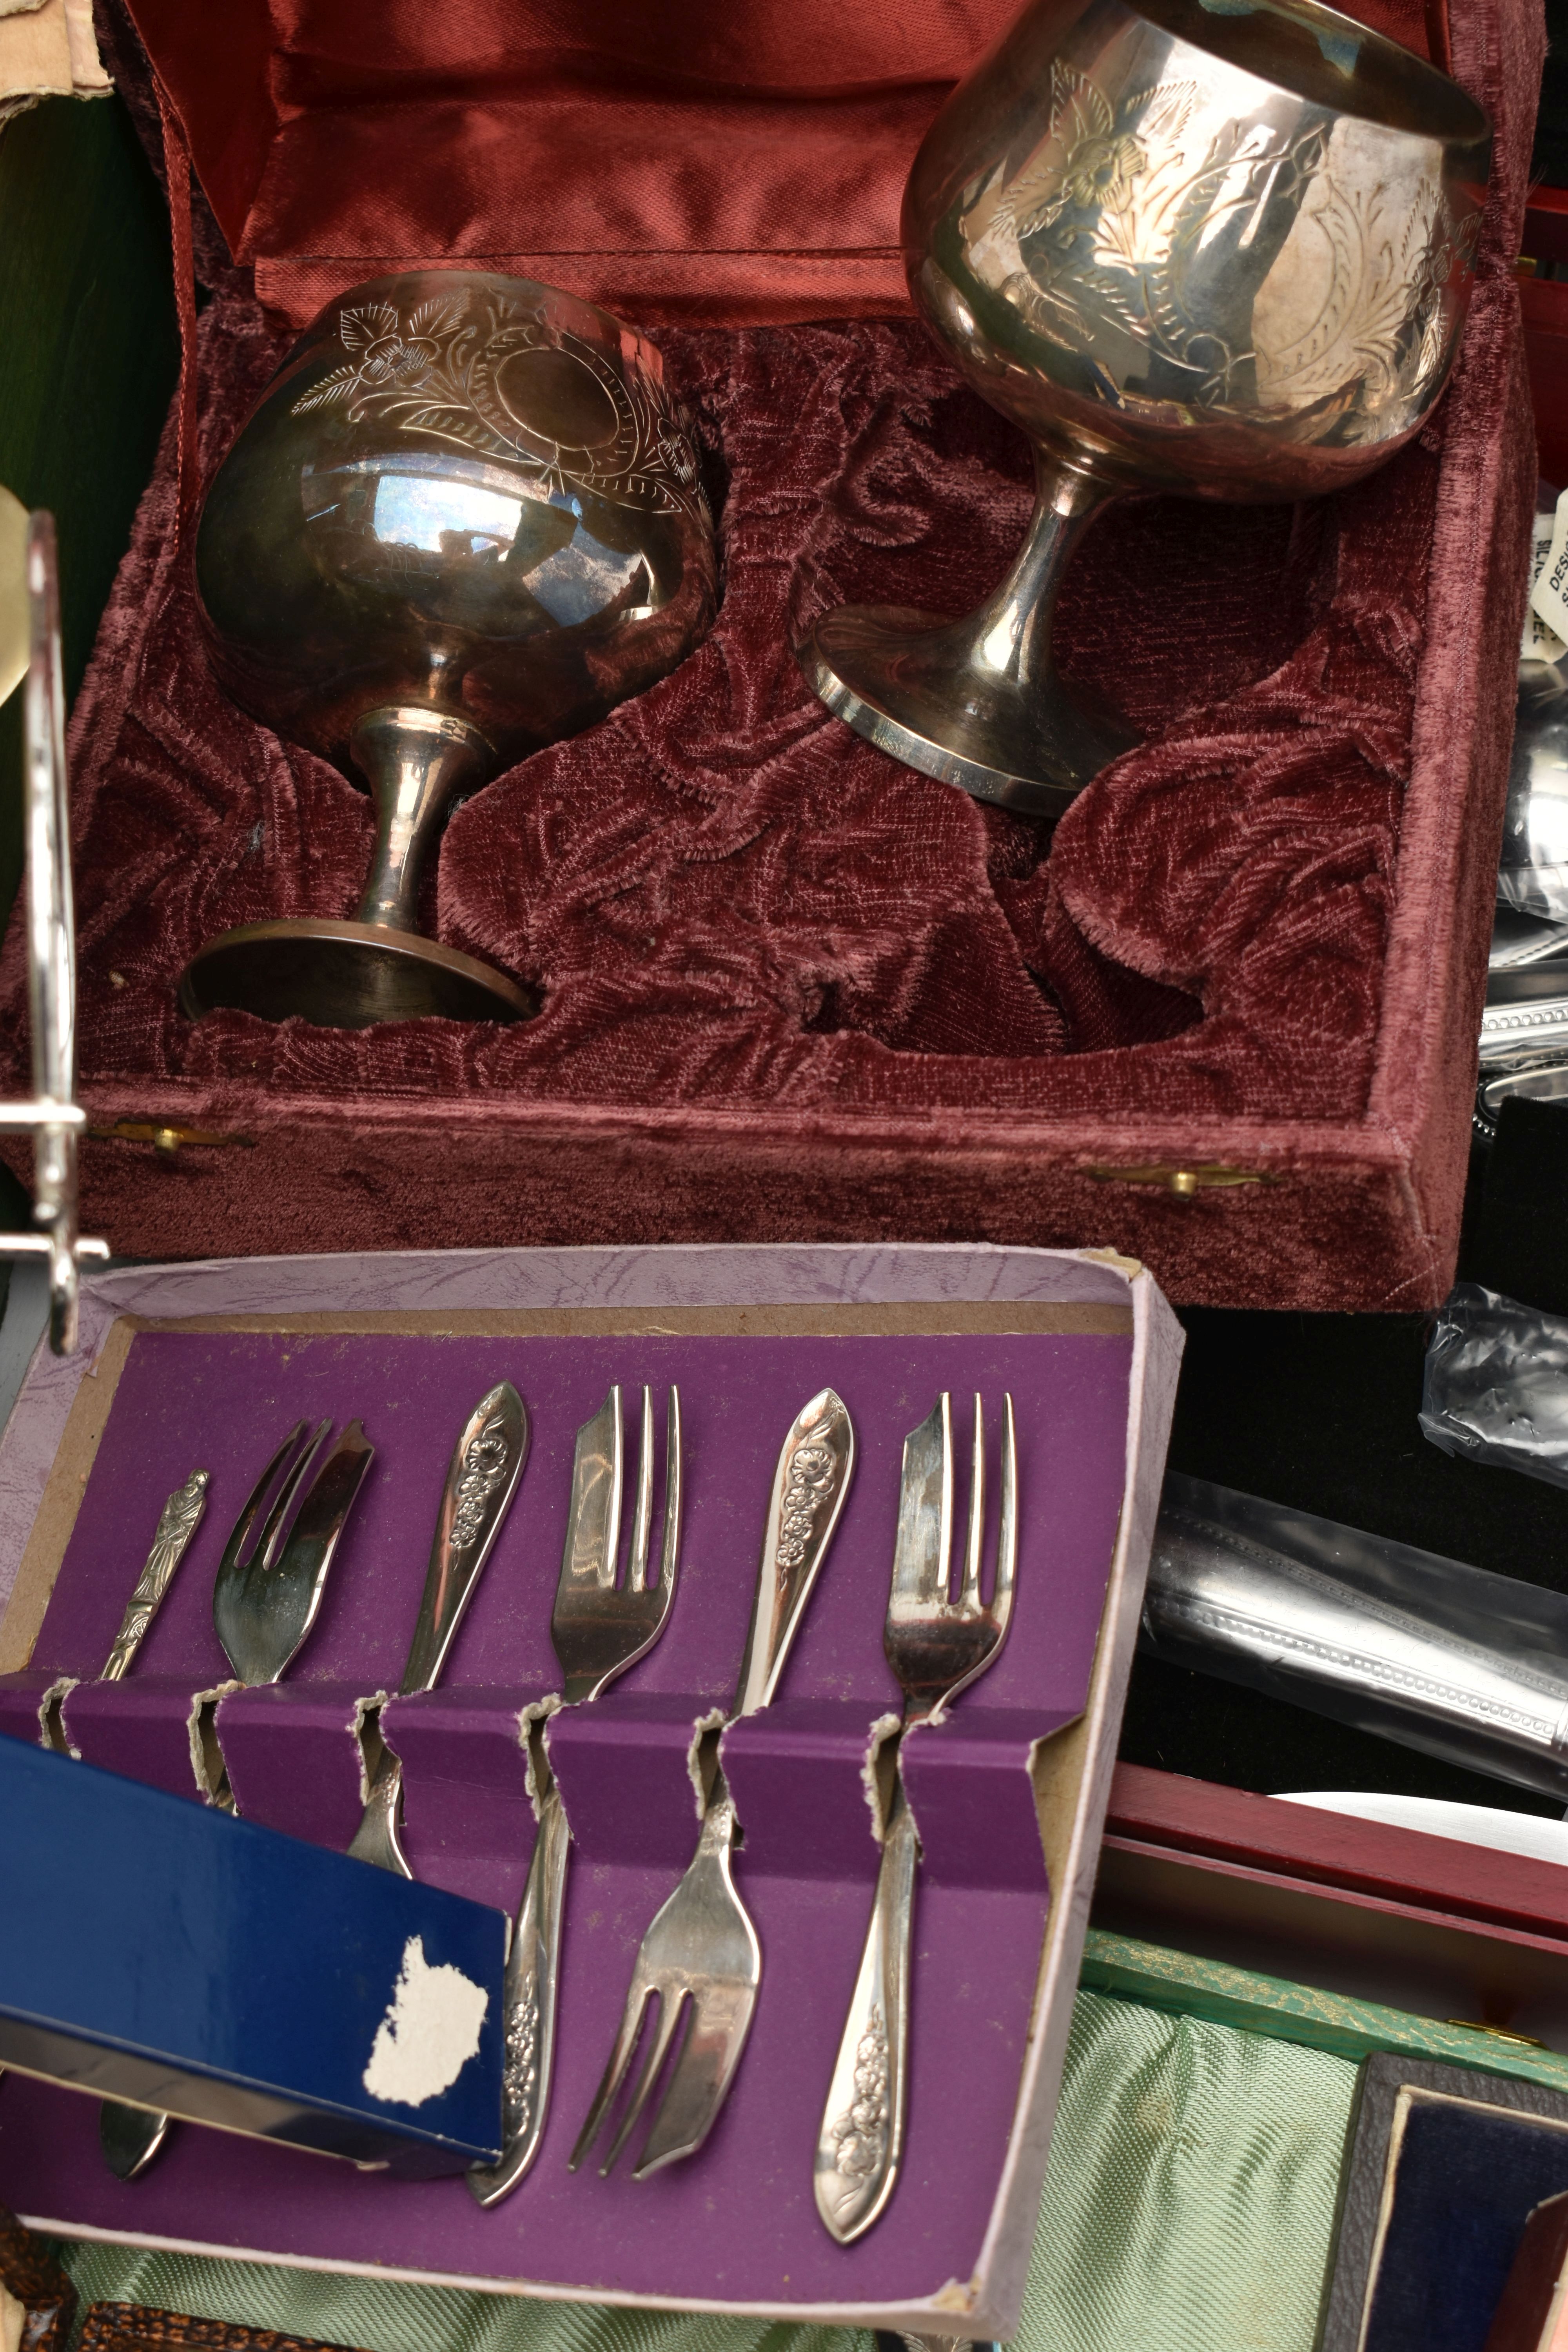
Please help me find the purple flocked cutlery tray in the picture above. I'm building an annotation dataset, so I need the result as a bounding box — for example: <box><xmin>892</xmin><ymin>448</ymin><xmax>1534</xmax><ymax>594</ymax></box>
<box><xmin>0</xmin><ymin>1242</ymin><xmax>1181</xmax><ymax>2336</ymax></box>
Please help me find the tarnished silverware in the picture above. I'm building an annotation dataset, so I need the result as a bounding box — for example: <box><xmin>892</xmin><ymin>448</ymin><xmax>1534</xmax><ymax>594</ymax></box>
<box><xmin>103</xmin><ymin>1468</ymin><xmax>211</xmax><ymax>1688</ymax></box>
<box><xmin>1145</xmin><ymin>1473</ymin><xmax>1568</xmax><ymax>1800</ymax></box>
<box><xmin>348</xmin><ymin>1382</ymin><xmax>528</xmax><ymax>1876</ymax></box>
<box><xmin>182</xmin><ymin>271</ymin><xmax>716</xmax><ymax>1029</ymax></box>
<box><xmin>1475</xmin><ymin>990</ymin><xmax>1568</xmax><ymax>1140</ymax></box>
<box><xmin>102</xmin><ymin>1418</ymin><xmax>376</xmax><ymax>2183</ymax></box>
<box><xmin>571</xmin><ymin>1388</ymin><xmax>854</xmax><ymax>2179</ymax></box>
<box><xmin>468</xmin><ymin>1385</ymin><xmax>682</xmax><ymax>2208</ymax></box>
<box><xmin>814</xmin><ymin>1393</ymin><xmax>1016</xmax><ymax>2243</ymax></box>
<box><xmin>799</xmin><ymin>0</ymin><xmax>1488</xmax><ymax>813</ymax></box>
<box><xmin>212</xmin><ymin>1420</ymin><xmax>374</xmax><ymax>1687</ymax></box>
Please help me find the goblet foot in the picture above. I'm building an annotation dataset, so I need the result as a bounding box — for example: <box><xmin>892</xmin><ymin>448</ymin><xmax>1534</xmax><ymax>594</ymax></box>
<box><xmin>178</xmin><ymin>918</ymin><xmax>538</xmax><ymax>1028</ymax></box>
<box><xmin>799</xmin><ymin>604</ymin><xmax>1138</xmax><ymax>819</ymax></box>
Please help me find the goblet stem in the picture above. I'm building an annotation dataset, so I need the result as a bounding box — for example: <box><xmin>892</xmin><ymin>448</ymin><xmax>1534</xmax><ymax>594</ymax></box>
<box><xmin>348</xmin><ymin>706</ymin><xmax>490</xmax><ymax>933</ymax></box>
<box><xmin>960</xmin><ymin>452</ymin><xmax>1115</xmax><ymax>703</ymax></box>
<box><xmin>177</xmin><ymin>697</ymin><xmax>535</xmax><ymax>1025</ymax></box>
<box><xmin>798</xmin><ymin>449</ymin><xmax>1136</xmax><ymax>817</ymax></box>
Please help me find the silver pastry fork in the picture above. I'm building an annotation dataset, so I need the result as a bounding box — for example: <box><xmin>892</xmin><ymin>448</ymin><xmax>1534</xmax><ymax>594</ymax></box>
<box><xmin>101</xmin><ymin>1415</ymin><xmax>375</xmax><ymax>2184</ymax></box>
<box><xmin>212</xmin><ymin>1418</ymin><xmax>375</xmax><ymax>1688</ymax></box>
<box><xmin>572</xmin><ymin>1387</ymin><xmax>855</xmax><ymax>2180</ymax></box>
<box><xmin>813</xmin><ymin>1391</ymin><xmax>1016</xmax><ymax>2243</ymax></box>
<box><xmin>467</xmin><ymin>1384</ymin><xmax>682</xmax><ymax>2207</ymax></box>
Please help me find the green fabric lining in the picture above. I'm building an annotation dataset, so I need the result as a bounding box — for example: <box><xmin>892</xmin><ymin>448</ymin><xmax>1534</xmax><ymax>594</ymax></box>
<box><xmin>49</xmin><ymin>1991</ymin><xmax>1360</xmax><ymax>2352</ymax></box>
<box><xmin>1080</xmin><ymin>1929</ymin><xmax>1568</xmax><ymax>2091</ymax></box>
<box><xmin>1022</xmin><ymin>1991</ymin><xmax>1358</xmax><ymax>2351</ymax></box>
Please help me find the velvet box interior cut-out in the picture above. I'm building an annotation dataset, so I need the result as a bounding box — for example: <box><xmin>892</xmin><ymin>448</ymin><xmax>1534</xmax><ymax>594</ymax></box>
<box><xmin>0</xmin><ymin>0</ymin><xmax>1543</xmax><ymax>1307</ymax></box>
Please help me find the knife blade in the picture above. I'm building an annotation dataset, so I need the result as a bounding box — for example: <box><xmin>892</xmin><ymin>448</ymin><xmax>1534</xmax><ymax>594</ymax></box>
<box><xmin>348</xmin><ymin>1381</ymin><xmax>528</xmax><ymax>1875</ymax></box>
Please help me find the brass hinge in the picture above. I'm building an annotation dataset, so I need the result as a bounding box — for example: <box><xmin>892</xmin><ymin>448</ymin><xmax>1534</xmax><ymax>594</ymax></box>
<box><xmin>1445</xmin><ymin>2017</ymin><xmax>1550</xmax><ymax>2051</ymax></box>
<box><xmin>88</xmin><ymin>1120</ymin><xmax>254</xmax><ymax>1159</ymax></box>
<box><xmin>1086</xmin><ymin>1162</ymin><xmax>1276</xmax><ymax>1198</ymax></box>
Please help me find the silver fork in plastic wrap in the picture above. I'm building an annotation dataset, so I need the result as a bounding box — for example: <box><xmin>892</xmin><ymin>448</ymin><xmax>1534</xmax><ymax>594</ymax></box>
<box><xmin>101</xmin><ymin>1416</ymin><xmax>375</xmax><ymax>2183</ymax></box>
<box><xmin>813</xmin><ymin>1392</ymin><xmax>1017</xmax><ymax>2244</ymax></box>
<box><xmin>468</xmin><ymin>1384</ymin><xmax>683</xmax><ymax>2207</ymax></box>
<box><xmin>1144</xmin><ymin>1472</ymin><xmax>1568</xmax><ymax>1798</ymax></box>
<box><xmin>571</xmin><ymin>1387</ymin><xmax>855</xmax><ymax>2180</ymax></box>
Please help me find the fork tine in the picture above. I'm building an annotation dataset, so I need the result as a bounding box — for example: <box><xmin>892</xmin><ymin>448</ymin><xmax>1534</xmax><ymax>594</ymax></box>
<box><xmin>599</xmin><ymin>1989</ymin><xmax>690</xmax><ymax>2177</ymax></box>
<box><xmin>993</xmin><ymin>1393</ymin><xmax>1018</xmax><ymax>1635</ymax></box>
<box><xmin>260</xmin><ymin>1419</ymin><xmax>376</xmax><ymax>1682</ymax></box>
<box><xmin>959</xmin><ymin>1392</ymin><xmax>985</xmax><ymax>1611</ymax></box>
<box><xmin>258</xmin><ymin>1420</ymin><xmax>330</xmax><ymax>1572</ymax></box>
<box><xmin>653</xmin><ymin>1385</ymin><xmax>683</xmax><ymax>1595</ymax></box>
<box><xmin>891</xmin><ymin>1396</ymin><xmax>951</xmax><ymax>1610</ymax></box>
<box><xmin>627</xmin><ymin>1387</ymin><xmax>655</xmax><ymax>1592</ymax></box>
<box><xmin>568</xmin><ymin>1975</ymin><xmax>659</xmax><ymax>2173</ymax></box>
<box><xmin>215</xmin><ymin>1421</ymin><xmax>309</xmax><ymax>1580</ymax></box>
<box><xmin>632</xmin><ymin>1979</ymin><xmax>757</xmax><ymax>2177</ymax></box>
<box><xmin>563</xmin><ymin>1387</ymin><xmax>623</xmax><ymax>1590</ymax></box>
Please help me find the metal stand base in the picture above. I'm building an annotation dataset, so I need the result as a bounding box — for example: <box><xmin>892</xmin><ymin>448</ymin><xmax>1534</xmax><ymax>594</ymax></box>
<box><xmin>178</xmin><ymin>918</ymin><xmax>538</xmax><ymax>1028</ymax></box>
<box><xmin>799</xmin><ymin>604</ymin><xmax>1138</xmax><ymax>819</ymax></box>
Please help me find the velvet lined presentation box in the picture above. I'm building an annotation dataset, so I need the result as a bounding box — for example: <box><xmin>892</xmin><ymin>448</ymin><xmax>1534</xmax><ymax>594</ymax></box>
<box><xmin>0</xmin><ymin>0</ymin><xmax>1547</xmax><ymax>1311</ymax></box>
<box><xmin>0</xmin><ymin>1240</ymin><xmax>1181</xmax><ymax>2337</ymax></box>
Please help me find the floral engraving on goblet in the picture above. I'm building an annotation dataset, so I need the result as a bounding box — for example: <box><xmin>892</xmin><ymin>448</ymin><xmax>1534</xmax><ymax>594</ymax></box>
<box><xmin>959</xmin><ymin>61</ymin><xmax>1479</xmax><ymax>423</ymax></box>
<box><xmin>294</xmin><ymin>294</ymin><xmax>705</xmax><ymax>521</ymax></box>
<box><xmin>182</xmin><ymin>269</ymin><xmax>717</xmax><ymax>1028</ymax></box>
<box><xmin>799</xmin><ymin>0</ymin><xmax>1489</xmax><ymax>816</ymax></box>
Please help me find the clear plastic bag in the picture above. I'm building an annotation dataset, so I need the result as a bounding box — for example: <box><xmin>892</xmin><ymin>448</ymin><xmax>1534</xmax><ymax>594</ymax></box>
<box><xmin>1147</xmin><ymin>1471</ymin><xmax>1568</xmax><ymax>1797</ymax></box>
<box><xmin>1420</xmin><ymin>1281</ymin><xmax>1568</xmax><ymax>1490</ymax></box>
<box><xmin>1498</xmin><ymin>660</ymin><xmax>1568</xmax><ymax>920</ymax></box>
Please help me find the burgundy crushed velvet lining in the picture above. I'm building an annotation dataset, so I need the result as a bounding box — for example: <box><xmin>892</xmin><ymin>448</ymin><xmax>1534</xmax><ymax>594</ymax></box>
<box><xmin>0</xmin><ymin>0</ymin><xmax>1541</xmax><ymax>1306</ymax></box>
<box><xmin>0</xmin><ymin>296</ymin><xmax>1436</xmax><ymax>1126</ymax></box>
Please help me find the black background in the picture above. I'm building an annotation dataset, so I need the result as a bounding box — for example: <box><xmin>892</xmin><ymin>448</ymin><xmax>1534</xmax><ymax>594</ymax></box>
<box><xmin>1118</xmin><ymin>1096</ymin><xmax>1568</xmax><ymax>1815</ymax></box>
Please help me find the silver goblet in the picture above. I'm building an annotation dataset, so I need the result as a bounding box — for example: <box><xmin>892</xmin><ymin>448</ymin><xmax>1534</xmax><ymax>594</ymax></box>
<box><xmin>183</xmin><ymin>270</ymin><xmax>716</xmax><ymax>1026</ymax></box>
<box><xmin>800</xmin><ymin>0</ymin><xmax>1490</xmax><ymax>815</ymax></box>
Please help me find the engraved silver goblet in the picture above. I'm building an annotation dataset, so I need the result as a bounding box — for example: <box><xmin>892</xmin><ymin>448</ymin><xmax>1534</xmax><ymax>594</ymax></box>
<box><xmin>800</xmin><ymin>0</ymin><xmax>1489</xmax><ymax>815</ymax></box>
<box><xmin>184</xmin><ymin>271</ymin><xmax>716</xmax><ymax>1026</ymax></box>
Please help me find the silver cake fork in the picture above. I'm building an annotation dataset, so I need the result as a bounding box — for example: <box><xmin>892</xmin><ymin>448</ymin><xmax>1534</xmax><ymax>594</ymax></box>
<box><xmin>100</xmin><ymin>1415</ymin><xmax>376</xmax><ymax>2183</ymax></box>
<box><xmin>467</xmin><ymin>1383</ymin><xmax>682</xmax><ymax>2207</ymax></box>
<box><xmin>571</xmin><ymin>1387</ymin><xmax>855</xmax><ymax>2180</ymax></box>
<box><xmin>211</xmin><ymin>1418</ymin><xmax>375</xmax><ymax>1691</ymax></box>
<box><xmin>813</xmin><ymin>1391</ymin><xmax>1016</xmax><ymax>2243</ymax></box>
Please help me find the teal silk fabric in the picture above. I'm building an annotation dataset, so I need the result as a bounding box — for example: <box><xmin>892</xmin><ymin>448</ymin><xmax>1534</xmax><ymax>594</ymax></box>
<box><xmin>53</xmin><ymin>1994</ymin><xmax>1360</xmax><ymax>2352</ymax></box>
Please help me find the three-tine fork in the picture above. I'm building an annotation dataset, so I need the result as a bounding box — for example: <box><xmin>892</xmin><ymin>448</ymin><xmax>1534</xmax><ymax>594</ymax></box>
<box><xmin>468</xmin><ymin>1383</ymin><xmax>682</xmax><ymax>2206</ymax></box>
<box><xmin>813</xmin><ymin>1391</ymin><xmax>1016</xmax><ymax>2243</ymax></box>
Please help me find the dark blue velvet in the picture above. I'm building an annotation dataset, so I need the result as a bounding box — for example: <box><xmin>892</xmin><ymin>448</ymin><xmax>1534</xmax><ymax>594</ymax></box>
<box><xmin>1365</xmin><ymin>2094</ymin><xmax>1568</xmax><ymax>2350</ymax></box>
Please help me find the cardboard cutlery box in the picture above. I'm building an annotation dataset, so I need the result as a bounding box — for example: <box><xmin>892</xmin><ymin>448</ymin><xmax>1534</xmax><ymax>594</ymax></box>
<box><xmin>0</xmin><ymin>0</ymin><xmax>1547</xmax><ymax>1312</ymax></box>
<box><xmin>0</xmin><ymin>1238</ymin><xmax>1181</xmax><ymax>2336</ymax></box>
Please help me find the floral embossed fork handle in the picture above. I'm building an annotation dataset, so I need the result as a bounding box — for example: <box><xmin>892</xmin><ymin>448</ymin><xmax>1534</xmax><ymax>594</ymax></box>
<box><xmin>348</xmin><ymin>1381</ymin><xmax>528</xmax><ymax>1876</ymax></box>
<box><xmin>467</xmin><ymin>1384</ymin><xmax>682</xmax><ymax>2208</ymax></box>
<box><xmin>813</xmin><ymin>1392</ymin><xmax>1016</xmax><ymax>2243</ymax></box>
<box><xmin>100</xmin><ymin>1470</ymin><xmax>211</xmax><ymax>1684</ymax></box>
<box><xmin>41</xmin><ymin>1468</ymin><xmax>211</xmax><ymax>1753</ymax></box>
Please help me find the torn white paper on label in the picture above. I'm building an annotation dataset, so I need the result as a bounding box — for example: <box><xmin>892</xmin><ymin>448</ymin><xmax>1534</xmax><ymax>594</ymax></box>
<box><xmin>1525</xmin><ymin>504</ymin><xmax>1568</xmax><ymax>664</ymax></box>
<box><xmin>1530</xmin><ymin>488</ymin><xmax>1568</xmax><ymax>659</ymax></box>
<box><xmin>362</xmin><ymin>1935</ymin><xmax>488</xmax><ymax>2108</ymax></box>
